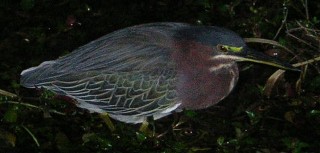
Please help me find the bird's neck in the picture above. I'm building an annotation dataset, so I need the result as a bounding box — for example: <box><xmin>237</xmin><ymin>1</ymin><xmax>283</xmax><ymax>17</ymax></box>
<box><xmin>172</xmin><ymin>41</ymin><xmax>239</xmax><ymax>109</ymax></box>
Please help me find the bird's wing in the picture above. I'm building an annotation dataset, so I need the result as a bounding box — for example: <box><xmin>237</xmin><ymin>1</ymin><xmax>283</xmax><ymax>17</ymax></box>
<box><xmin>21</xmin><ymin>22</ymin><xmax>190</xmax><ymax>85</ymax></box>
<box><xmin>21</xmin><ymin>22</ymin><xmax>189</xmax><ymax>123</ymax></box>
<box><xmin>40</xmin><ymin>70</ymin><xmax>179</xmax><ymax>123</ymax></box>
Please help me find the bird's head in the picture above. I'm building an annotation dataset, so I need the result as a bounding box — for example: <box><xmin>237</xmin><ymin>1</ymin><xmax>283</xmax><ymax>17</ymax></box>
<box><xmin>195</xmin><ymin>26</ymin><xmax>299</xmax><ymax>71</ymax></box>
<box><xmin>177</xmin><ymin>26</ymin><xmax>299</xmax><ymax>71</ymax></box>
<box><xmin>174</xmin><ymin>25</ymin><xmax>299</xmax><ymax>109</ymax></box>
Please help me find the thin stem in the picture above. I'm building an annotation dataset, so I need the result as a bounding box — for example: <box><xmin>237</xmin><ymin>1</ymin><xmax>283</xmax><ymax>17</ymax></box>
<box><xmin>304</xmin><ymin>0</ymin><xmax>309</xmax><ymax>20</ymax></box>
<box><xmin>273</xmin><ymin>1</ymin><xmax>288</xmax><ymax>40</ymax></box>
<box><xmin>21</xmin><ymin>125</ymin><xmax>40</xmax><ymax>147</ymax></box>
<box><xmin>0</xmin><ymin>101</ymin><xmax>66</xmax><ymax>115</ymax></box>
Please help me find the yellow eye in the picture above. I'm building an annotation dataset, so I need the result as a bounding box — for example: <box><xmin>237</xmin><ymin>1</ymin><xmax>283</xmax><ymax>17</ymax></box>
<box><xmin>217</xmin><ymin>44</ymin><xmax>228</xmax><ymax>52</ymax></box>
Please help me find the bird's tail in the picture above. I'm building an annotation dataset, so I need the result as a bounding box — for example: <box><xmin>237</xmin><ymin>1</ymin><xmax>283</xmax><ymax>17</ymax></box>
<box><xmin>20</xmin><ymin>61</ymin><xmax>56</xmax><ymax>88</ymax></box>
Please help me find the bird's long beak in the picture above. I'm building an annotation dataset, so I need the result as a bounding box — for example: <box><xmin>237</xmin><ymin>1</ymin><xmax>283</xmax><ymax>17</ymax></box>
<box><xmin>236</xmin><ymin>47</ymin><xmax>300</xmax><ymax>72</ymax></box>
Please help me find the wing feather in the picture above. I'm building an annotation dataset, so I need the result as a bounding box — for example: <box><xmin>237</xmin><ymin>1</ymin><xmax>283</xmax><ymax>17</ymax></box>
<box><xmin>43</xmin><ymin>70</ymin><xmax>178</xmax><ymax>123</ymax></box>
<box><xmin>21</xmin><ymin>22</ymin><xmax>188</xmax><ymax>123</ymax></box>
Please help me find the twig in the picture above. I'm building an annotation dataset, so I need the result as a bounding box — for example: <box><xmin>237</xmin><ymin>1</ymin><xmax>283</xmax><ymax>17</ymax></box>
<box><xmin>304</xmin><ymin>0</ymin><xmax>309</xmax><ymax>20</ymax></box>
<box><xmin>286</xmin><ymin>22</ymin><xmax>319</xmax><ymax>50</ymax></box>
<box><xmin>0</xmin><ymin>89</ymin><xmax>17</xmax><ymax>98</ymax></box>
<box><xmin>0</xmin><ymin>101</ymin><xmax>66</xmax><ymax>115</ymax></box>
<box><xmin>286</xmin><ymin>32</ymin><xmax>318</xmax><ymax>50</ymax></box>
<box><xmin>292</xmin><ymin>56</ymin><xmax>320</xmax><ymax>67</ymax></box>
<box><xmin>0</xmin><ymin>101</ymin><xmax>40</xmax><ymax>109</ymax></box>
<box><xmin>273</xmin><ymin>2</ymin><xmax>288</xmax><ymax>40</ymax></box>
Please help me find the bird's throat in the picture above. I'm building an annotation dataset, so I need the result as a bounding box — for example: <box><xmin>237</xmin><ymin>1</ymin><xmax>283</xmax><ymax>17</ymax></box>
<box><xmin>172</xmin><ymin>41</ymin><xmax>239</xmax><ymax>109</ymax></box>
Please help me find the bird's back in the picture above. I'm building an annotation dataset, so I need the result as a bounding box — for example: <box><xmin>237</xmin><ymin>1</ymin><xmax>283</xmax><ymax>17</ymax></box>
<box><xmin>21</xmin><ymin>22</ymin><xmax>190</xmax><ymax>88</ymax></box>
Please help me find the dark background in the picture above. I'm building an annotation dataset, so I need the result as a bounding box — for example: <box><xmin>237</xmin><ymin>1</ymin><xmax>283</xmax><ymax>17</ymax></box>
<box><xmin>0</xmin><ymin>0</ymin><xmax>319</xmax><ymax>152</ymax></box>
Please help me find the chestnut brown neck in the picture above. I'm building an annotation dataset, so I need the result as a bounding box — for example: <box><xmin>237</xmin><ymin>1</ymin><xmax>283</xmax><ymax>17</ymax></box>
<box><xmin>172</xmin><ymin>41</ymin><xmax>239</xmax><ymax>109</ymax></box>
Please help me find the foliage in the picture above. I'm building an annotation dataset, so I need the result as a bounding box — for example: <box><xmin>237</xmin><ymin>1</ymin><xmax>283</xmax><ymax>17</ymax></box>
<box><xmin>1</xmin><ymin>0</ymin><xmax>319</xmax><ymax>152</ymax></box>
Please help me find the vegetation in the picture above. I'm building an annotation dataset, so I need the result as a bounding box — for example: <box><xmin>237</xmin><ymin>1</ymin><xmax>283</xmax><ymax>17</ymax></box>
<box><xmin>0</xmin><ymin>0</ymin><xmax>319</xmax><ymax>152</ymax></box>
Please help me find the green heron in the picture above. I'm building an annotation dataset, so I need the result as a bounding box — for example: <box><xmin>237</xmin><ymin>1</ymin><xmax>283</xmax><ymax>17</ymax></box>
<box><xmin>20</xmin><ymin>22</ymin><xmax>298</xmax><ymax>124</ymax></box>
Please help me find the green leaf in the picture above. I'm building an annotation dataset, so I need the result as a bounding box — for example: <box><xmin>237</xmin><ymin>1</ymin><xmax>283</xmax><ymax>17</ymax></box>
<box><xmin>3</xmin><ymin>106</ymin><xmax>18</xmax><ymax>123</ymax></box>
<box><xmin>309</xmin><ymin>110</ymin><xmax>320</xmax><ymax>117</ymax></box>
<box><xmin>245</xmin><ymin>111</ymin><xmax>255</xmax><ymax>120</ymax></box>
<box><xmin>184</xmin><ymin>110</ymin><xmax>197</xmax><ymax>118</ymax></box>
<box><xmin>245</xmin><ymin>110</ymin><xmax>260</xmax><ymax>125</ymax></box>
<box><xmin>217</xmin><ymin>136</ymin><xmax>225</xmax><ymax>146</ymax></box>
<box><xmin>135</xmin><ymin>132</ymin><xmax>147</xmax><ymax>142</ymax></box>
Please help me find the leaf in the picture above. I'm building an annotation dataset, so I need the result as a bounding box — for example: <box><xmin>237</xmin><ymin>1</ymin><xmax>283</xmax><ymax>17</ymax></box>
<box><xmin>263</xmin><ymin>69</ymin><xmax>285</xmax><ymax>98</ymax></box>
<box><xmin>82</xmin><ymin>133</ymin><xmax>95</xmax><ymax>144</ymax></box>
<box><xmin>245</xmin><ymin>110</ymin><xmax>260</xmax><ymax>125</ymax></box>
<box><xmin>217</xmin><ymin>136</ymin><xmax>225</xmax><ymax>146</ymax></box>
<box><xmin>309</xmin><ymin>110</ymin><xmax>320</xmax><ymax>117</ymax></box>
<box><xmin>82</xmin><ymin>133</ymin><xmax>112</xmax><ymax>149</ymax></box>
<box><xmin>3</xmin><ymin>106</ymin><xmax>18</xmax><ymax>123</ymax></box>
<box><xmin>184</xmin><ymin>110</ymin><xmax>197</xmax><ymax>118</ymax></box>
<box><xmin>0</xmin><ymin>89</ymin><xmax>17</xmax><ymax>98</ymax></box>
<box><xmin>136</xmin><ymin>132</ymin><xmax>147</xmax><ymax>142</ymax></box>
<box><xmin>235</xmin><ymin>127</ymin><xmax>243</xmax><ymax>138</ymax></box>
<box><xmin>0</xmin><ymin>129</ymin><xmax>16</xmax><ymax>147</ymax></box>
<box><xmin>244</xmin><ymin>38</ymin><xmax>295</xmax><ymax>55</ymax></box>
<box><xmin>284</xmin><ymin>111</ymin><xmax>295</xmax><ymax>123</ymax></box>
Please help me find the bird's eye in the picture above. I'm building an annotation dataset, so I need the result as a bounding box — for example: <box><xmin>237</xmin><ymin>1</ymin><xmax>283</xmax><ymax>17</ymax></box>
<box><xmin>217</xmin><ymin>45</ymin><xmax>243</xmax><ymax>53</ymax></box>
<box><xmin>217</xmin><ymin>44</ymin><xmax>228</xmax><ymax>52</ymax></box>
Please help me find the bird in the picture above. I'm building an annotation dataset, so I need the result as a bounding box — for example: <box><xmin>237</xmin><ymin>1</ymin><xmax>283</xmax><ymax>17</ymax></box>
<box><xmin>20</xmin><ymin>22</ymin><xmax>299</xmax><ymax>124</ymax></box>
